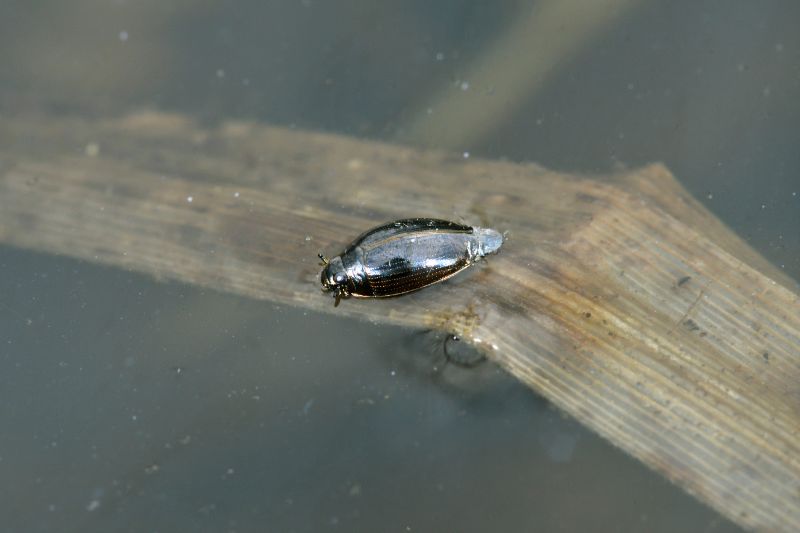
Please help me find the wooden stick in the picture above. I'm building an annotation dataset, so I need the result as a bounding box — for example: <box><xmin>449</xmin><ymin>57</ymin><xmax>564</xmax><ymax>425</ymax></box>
<box><xmin>1</xmin><ymin>111</ymin><xmax>798</xmax><ymax>530</ymax></box>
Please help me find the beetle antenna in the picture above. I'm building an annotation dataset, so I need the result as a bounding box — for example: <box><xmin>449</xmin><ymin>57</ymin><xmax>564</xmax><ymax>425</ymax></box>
<box><xmin>318</xmin><ymin>253</ymin><xmax>329</xmax><ymax>265</ymax></box>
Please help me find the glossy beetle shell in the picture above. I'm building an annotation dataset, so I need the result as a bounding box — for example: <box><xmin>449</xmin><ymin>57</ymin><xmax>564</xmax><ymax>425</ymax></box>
<box><xmin>319</xmin><ymin>218</ymin><xmax>503</xmax><ymax>305</ymax></box>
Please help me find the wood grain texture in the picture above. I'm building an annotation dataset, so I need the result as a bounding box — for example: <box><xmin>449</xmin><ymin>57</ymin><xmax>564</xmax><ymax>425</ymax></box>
<box><xmin>1</xmin><ymin>112</ymin><xmax>798</xmax><ymax>531</ymax></box>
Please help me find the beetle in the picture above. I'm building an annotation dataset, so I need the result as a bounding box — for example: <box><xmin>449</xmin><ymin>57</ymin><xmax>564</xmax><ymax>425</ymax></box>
<box><xmin>318</xmin><ymin>218</ymin><xmax>504</xmax><ymax>306</ymax></box>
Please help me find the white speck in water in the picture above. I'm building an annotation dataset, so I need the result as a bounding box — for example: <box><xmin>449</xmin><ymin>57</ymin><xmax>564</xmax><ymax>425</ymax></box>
<box><xmin>85</xmin><ymin>142</ymin><xmax>100</xmax><ymax>157</ymax></box>
<box><xmin>233</xmin><ymin>191</ymin><xmax>240</xmax><ymax>198</ymax></box>
<box><xmin>761</xmin><ymin>204</ymin><xmax>766</xmax><ymax>209</ymax></box>
<box><xmin>762</xmin><ymin>86</ymin><xmax>771</xmax><ymax>97</ymax></box>
<box><xmin>216</xmin><ymin>69</ymin><xmax>226</xmax><ymax>78</ymax></box>
<box><xmin>426</xmin><ymin>107</ymin><xmax>433</xmax><ymax>115</ymax></box>
<box><xmin>303</xmin><ymin>398</ymin><xmax>314</xmax><ymax>414</ymax></box>
<box><xmin>539</xmin><ymin>429</ymin><xmax>579</xmax><ymax>463</ymax></box>
<box><xmin>707</xmin><ymin>193</ymin><xmax>713</xmax><ymax>200</ymax></box>
<box><xmin>460</xmin><ymin>81</ymin><xmax>470</xmax><ymax>91</ymax></box>
<box><xmin>118</xmin><ymin>30</ymin><xmax>128</xmax><ymax>42</ymax></box>
<box><xmin>390</xmin><ymin>370</ymin><xmax>396</xmax><ymax>377</ymax></box>
<box><xmin>435</xmin><ymin>52</ymin><xmax>444</xmax><ymax>61</ymax></box>
<box><xmin>305</xmin><ymin>235</ymin><xmax>312</xmax><ymax>241</ymax></box>
<box><xmin>462</xmin><ymin>151</ymin><xmax>470</xmax><ymax>159</ymax></box>
<box><xmin>186</xmin><ymin>196</ymin><xmax>193</xmax><ymax>203</ymax></box>
<box><xmin>86</xmin><ymin>500</ymin><xmax>100</xmax><ymax>512</ymax></box>
<box><xmin>131</xmin><ymin>415</ymin><xmax>137</xmax><ymax>421</ymax></box>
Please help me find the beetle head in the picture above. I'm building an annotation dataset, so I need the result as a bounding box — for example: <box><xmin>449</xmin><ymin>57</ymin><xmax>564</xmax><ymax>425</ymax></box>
<box><xmin>319</xmin><ymin>254</ymin><xmax>350</xmax><ymax>306</ymax></box>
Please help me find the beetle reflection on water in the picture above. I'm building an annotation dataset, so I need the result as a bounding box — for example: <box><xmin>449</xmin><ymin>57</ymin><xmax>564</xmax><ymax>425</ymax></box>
<box><xmin>318</xmin><ymin>218</ymin><xmax>504</xmax><ymax>306</ymax></box>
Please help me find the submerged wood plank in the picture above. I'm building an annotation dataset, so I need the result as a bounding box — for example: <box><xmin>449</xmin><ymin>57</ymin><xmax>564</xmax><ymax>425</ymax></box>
<box><xmin>1</xmin><ymin>112</ymin><xmax>798</xmax><ymax>531</ymax></box>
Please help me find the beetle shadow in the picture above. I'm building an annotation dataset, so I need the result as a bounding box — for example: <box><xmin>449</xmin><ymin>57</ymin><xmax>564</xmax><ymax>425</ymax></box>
<box><xmin>376</xmin><ymin>328</ymin><xmax>511</xmax><ymax>394</ymax></box>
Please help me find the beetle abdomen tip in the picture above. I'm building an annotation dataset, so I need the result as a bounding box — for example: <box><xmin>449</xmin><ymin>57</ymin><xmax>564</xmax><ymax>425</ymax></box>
<box><xmin>475</xmin><ymin>227</ymin><xmax>504</xmax><ymax>256</ymax></box>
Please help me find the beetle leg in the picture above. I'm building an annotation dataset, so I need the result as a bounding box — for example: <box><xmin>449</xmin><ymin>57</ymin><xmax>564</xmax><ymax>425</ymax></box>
<box><xmin>318</xmin><ymin>253</ymin><xmax>329</xmax><ymax>265</ymax></box>
<box><xmin>334</xmin><ymin>290</ymin><xmax>342</xmax><ymax>307</ymax></box>
<box><xmin>465</xmin><ymin>241</ymin><xmax>476</xmax><ymax>263</ymax></box>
